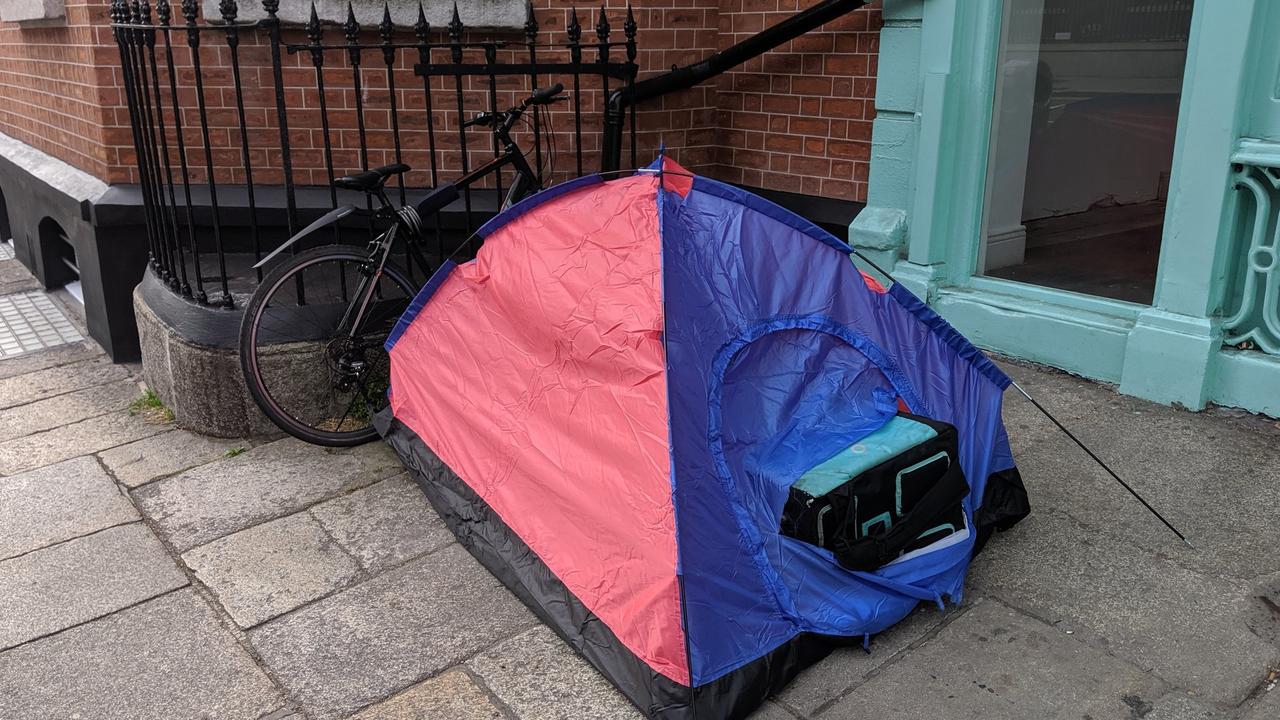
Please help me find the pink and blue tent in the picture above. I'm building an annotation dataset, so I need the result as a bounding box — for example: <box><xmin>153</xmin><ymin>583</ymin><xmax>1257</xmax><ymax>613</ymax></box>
<box><xmin>376</xmin><ymin>156</ymin><xmax>1029</xmax><ymax>719</ymax></box>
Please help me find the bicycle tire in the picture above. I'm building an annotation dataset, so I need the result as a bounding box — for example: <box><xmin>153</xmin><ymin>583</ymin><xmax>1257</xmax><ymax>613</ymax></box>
<box><xmin>239</xmin><ymin>245</ymin><xmax>416</xmax><ymax>447</ymax></box>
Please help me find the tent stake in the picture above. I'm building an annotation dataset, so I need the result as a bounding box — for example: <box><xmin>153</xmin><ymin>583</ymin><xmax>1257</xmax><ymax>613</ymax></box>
<box><xmin>1009</xmin><ymin>381</ymin><xmax>1194</xmax><ymax>548</ymax></box>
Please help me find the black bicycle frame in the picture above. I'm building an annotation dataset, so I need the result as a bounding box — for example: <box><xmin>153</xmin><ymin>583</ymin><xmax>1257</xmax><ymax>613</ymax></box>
<box><xmin>337</xmin><ymin>141</ymin><xmax>539</xmax><ymax>343</ymax></box>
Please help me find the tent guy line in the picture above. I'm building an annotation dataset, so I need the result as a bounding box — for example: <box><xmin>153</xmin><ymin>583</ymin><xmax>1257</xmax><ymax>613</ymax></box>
<box><xmin>850</xmin><ymin>245</ymin><xmax>1193</xmax><ymax>548</ymax></box>
<box><xmin>1008</xmin><ymin>380</ymin><xmax>1195</xmax><ymax>548</ymax></box>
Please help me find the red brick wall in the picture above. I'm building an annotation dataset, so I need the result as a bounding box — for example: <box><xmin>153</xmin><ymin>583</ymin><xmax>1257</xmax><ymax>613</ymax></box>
<box><xmin>0</xmin><ymin>0</ymin><xmax>879</xmax><ymax>202</ymax></box>
<box><xmin>628</xmin><ymin>0</ymin><xmax>723</xmax><ymax>174</ymax></box>
<box><xmin>711</xmin><ymin>0</ymin><xmax>880</xmax><ymax>201</ymax></box>
<box><xmin>0</xmin><ymin>0</ymin><xmax>118</xmax><ymax>178</ymax></box>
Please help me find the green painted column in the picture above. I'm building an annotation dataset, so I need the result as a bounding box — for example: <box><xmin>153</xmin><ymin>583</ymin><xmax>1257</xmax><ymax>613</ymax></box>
<box><xmin>849</xmin><ymin>0</ymin><xmax>922</xmax><ymax>274</ymax></box>
<box><xmin>851</xmin><ymin>0</ymin><xmax>1003</xmax><ymax>302</ymax></box>
<box><xmin>1118</xmin><ymin>1</ymin><xmax>1259</xmax><ymax>409</ymax></box>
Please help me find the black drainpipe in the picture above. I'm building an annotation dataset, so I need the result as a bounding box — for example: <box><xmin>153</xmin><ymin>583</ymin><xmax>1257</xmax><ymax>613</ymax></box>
<box><xmin>600</xmin><ymin>0</ymin><xmax>868</xmax><ymax>173</ymax></box>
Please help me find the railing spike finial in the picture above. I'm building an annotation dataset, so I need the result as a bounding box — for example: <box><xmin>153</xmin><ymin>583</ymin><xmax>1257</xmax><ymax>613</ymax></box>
<box><xmin>447</xmin><ymin>1</ymin><xmax>463</xmax><ymax>62</ymax></box>
<box><xmin>261</xmin><ymin>0</ymin><xmax>278</xmax><ymax>18</ymax></box>
<box><xmin>179</xmin><ymin>0</ymin><xmax>197</xmax><ymax>24</ymax></box>
<box><xmin>448</xmin><ymin>1</ymin><xmax>463</xmax><ymax>42</ymax></box>
<box><xmin>624</xmin><ymin>2</ymin><xmax>637</xmax><ymax>61</ymax></box>
<box><xmin>305</xmin><ymin>1</ymin><xmax>321</xmax><ymax>43</ymax></box>
<box><xmin>414</xmin><ymin>1</ymin><xmax>429</xmax><ymax>42</ymax></box>
<box><xmin>344</xmin><ymin>2</ymin><xmax>359</xmax><ymax>44</ymax></box>
<box><xmin>129</xmin><ymin>0</ymin><xmax>143</xmax><ymax>24</ymax></box>
<box><xmin>567</xmin><ymin>6</ymin><xmax>581</xmax><ymax>43</ymax></box>
<box><xmin>379</xmin><ymin>2</ymin><xmax>394</xmax><ymax>42</ymax></box>
<box><xmin>523</xmin><ymin>0</ymin><xmax>537</xmax><ymax>41</ymax></box>
<box><xmin>596</xmin><ymin>3</ymin><xmax>610</xmax><ymax>42</ymax></box>
<box><xmin>595</xmin><ymin>3</ymin><xmax>610</xmax><ymax>63</ymax></box>
<box><xmin>155</xmin><ymin>0</ymin><xmax>170</xmax><ymax>25</ymax></box>
<box><xmin>218</xmin><ymin>0</ymin><xmax>236</xmax><ymax>24</ymax></box>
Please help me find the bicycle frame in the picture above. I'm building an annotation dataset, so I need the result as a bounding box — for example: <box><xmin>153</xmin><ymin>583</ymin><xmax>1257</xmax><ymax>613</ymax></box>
<box><xmin>239</xmin><ymin>83</ymin><xmax>563</xmax><ymax>445</ymax></box>
<box><xmin>336</xmin><ymin>140</ymin><xmax>540</xmax><ymax>343</ymax></box>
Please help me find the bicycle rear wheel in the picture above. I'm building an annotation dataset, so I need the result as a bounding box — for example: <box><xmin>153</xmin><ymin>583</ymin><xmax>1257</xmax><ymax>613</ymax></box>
<box><xmin>239</xmin><ymin>245</ymin><xmax>416</xmax><ymax>446</ymax></box>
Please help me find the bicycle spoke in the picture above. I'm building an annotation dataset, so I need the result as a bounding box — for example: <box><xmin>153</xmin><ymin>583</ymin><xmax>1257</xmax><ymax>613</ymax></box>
<box><xmin>243</xmin><ymin>248</ymin><xmax>414</xmax><ymax>446</ymax></box>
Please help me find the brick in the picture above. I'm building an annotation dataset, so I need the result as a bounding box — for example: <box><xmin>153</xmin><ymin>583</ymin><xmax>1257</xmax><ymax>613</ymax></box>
<box><xmin>761</xmin><ymin>93</ymin><xmax>801</xmax><ymax>114</ymax></box>
<box><xmin>789</xmin><ymin>116</ymin><xmax>831</xmax><ymax>136</ymax></box>
<box><xmin>790</xmin><ymin>75</ymin><xmax>834</xmax><ymax>96</ymax></box>
<box><xmin>825</xmin><ymin>54</ymin><xmax>870</xmax><ymax>77</ymax></box>
<box><xmin>764</xmin><ymin>134</ymin><xmax>803</xmax><ymax>154</ymax></box>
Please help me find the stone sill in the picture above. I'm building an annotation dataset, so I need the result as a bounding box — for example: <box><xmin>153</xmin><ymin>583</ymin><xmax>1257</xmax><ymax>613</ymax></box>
<box><xmin>0</xmin><ymin>0</ymin><xmax>66</xmax><ymax>24</ymax></box>
<box><xmin>201</xmin><ymin>0</ymin><xmax>525</xmax><ymax>31</ymax></box>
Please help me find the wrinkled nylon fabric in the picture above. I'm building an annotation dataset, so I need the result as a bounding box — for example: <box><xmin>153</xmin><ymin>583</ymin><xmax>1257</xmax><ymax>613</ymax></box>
<box><xmin>661</xmin><ymin>172</ymin><xmax>1014</xmax><ymax>684</ymax></box>
<box><xmin>386</xmin><ymin>174</ymin><xmax>689</xmax><ymax>684</ymax></box>
<box><xmin>386</xmin><ymin>160</ymin><xmax>1019</xmax><ymax>695</ymax></box>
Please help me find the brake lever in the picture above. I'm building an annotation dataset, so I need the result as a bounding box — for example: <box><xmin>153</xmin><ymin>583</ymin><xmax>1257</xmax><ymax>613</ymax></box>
<box><xmin>463</xmin><ymin>111</ymin><xmax>496</xmax><ymax>128</ymax></box>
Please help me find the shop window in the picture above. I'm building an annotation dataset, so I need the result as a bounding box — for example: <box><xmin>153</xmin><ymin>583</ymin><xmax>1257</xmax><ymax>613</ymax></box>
<box><xmin>978</xmin><ymin>0</ymin><xmax>1194</xmax><ymax>304</ymax></box>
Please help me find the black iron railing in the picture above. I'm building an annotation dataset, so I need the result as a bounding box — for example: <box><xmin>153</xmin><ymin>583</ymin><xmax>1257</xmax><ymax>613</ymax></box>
<box><xmin>111</xmin><ymin>0</ymin><xmax>639</xmax><ymax>308</ymax></box>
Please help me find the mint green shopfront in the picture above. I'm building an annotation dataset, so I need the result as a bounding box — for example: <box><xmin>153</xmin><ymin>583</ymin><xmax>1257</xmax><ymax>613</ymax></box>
<box><xmin>850</xmin><ymin>0</ymin><xmax>1280</xmax><ymax>417</ymax></box>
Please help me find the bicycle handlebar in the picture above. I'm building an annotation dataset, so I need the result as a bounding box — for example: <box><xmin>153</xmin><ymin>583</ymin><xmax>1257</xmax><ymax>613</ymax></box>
<box><xmin>463</xmin><ymin>84</ymin><xmax>567</xmax><ymax>129</ymax></box>
<box><xmin>528</xmin><ymin>83</ymin><xmax>564</xmax><ymax>106</ymax></box>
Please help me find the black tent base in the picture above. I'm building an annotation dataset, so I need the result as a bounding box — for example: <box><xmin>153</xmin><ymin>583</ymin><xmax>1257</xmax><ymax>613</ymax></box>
<box><xmin>376</xmin><ymin>410</ymin><xmax>862</xmax><ymax>720</ymax></box>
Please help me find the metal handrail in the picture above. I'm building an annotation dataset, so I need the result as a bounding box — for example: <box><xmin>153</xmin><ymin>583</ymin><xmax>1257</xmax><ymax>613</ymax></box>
<box><xmin>600</xmin><ymin>0</ymin><xmax>867</xmax><ymax>172</ymax></box>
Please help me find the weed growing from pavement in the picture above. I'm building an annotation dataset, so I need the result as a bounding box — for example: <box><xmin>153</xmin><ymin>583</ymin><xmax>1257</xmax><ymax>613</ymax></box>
<box><xmin>129</xmin><ymin>389</ymin><xmax>175</xmax><ymax>423</ymax></box>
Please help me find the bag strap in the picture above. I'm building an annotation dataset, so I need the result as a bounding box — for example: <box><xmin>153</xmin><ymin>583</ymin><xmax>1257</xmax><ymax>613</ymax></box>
<box><xmin>830</xmin><ymin>458</ymin><xmax>969</xmax><ymax>572</ymax></box>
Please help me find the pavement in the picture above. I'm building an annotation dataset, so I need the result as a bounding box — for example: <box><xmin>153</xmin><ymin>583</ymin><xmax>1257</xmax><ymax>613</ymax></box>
<box><xmin>1</xmin><ymin>253</ymin><xmax>1279</xmax><ymax>719</ymax></box>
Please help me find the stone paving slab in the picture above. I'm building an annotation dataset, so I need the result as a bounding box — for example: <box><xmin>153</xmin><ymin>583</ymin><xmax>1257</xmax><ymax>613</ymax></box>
<box><xmin>1242</xmin><ymin>685</ymin><xmax>1280</xmax><ymax>720</ymax></box>
<box><xmin>183</xmin><ymin>511</ymin><xmax>363</xmax><ymax>628</ymax></box>
<box><xmin>0</xmin><ymin>339</ymin><xmax>97</xmax><ymax>380</ymax></box>
<box><xmin>1245</xmin><ymin>572</ymin><xmax>1280</xmax><ymax>647</ymax></box>
<box><xmin>0</xmin><ymin>261</ymin><xmax>40</xmax><ymax>295</ymax></box>
<box><xmin>0</xmin><ymin>356</ymin><xmax>129</xmax><ymax>410</ymax></box>
<box><xmin>773</xmin><ymin>602</ymin><xmax>957</xmax><ymax>716</ymax></box>
<box><xmin>0</xmin><ymin>455</ymin><xmax>138</xmax><ymax>560</ymax></box>
<box><xmin>0</xmin><ymin>377</ymin><xmax>138</xmax><ymax>443</ymax></box>
<box><xmin>1147</xmin><ymin>692</ymin><xmax>1221</xmax><ymax>719</ymax></box>
<box><xmin>0</xmin><ymin>408</ymin><xmax>169</xmax><ymax>475</ymax></box>
<box><xmin>250</xmin><ymin>544</ymin><xmax>533</xmax><ymax>720</ymax></box>
<box><xmin>0</xmin><ymin>523</ymin><xmax>188</xmax><ymax>650</ymax></box>
<box><xmin>1000</xmin><ymin>362</ymin><xmax>1280</xmax><ymax>582</ymax></box>
<box><xmin>309</xmin><ymin>474</ymin><xmax>454</xmax><ymax>574</ymax></box>
<box><xmin>348</xmin><ymin>669</ymin><xmax>505</xmax><ymax>720</ymax></box>
<box><xmin>98</xmin><ymin>428</ymin><xmax>253</xmax><ymax>487</ymax></box>
<box><xmin>750</xmin><ymin>702</ymin><xmax>799</xmax><ymax>720</ymax></box>
<box><xmin>824</xmin><ymin>599</ymin><xmax>1166</xmax><ymax>719</ymax></box>
<box><xmin>0</xmin><ymin>589</ymin><xmax>285</xmax><ymax>720</ymax></box>
<box><xmin>467</xmin><ymin>625</ymin><xmax>643</xmax><ymax>720</ymax></box>
<box><xmin>970</xmin><ymin>510</ymin><xmax>1279</xmax><ymax>705</ymax></box>
<box><xmin>133</xmin><ymin>438</ymin><xmax>403</xmax><ymax>552</ymax></box>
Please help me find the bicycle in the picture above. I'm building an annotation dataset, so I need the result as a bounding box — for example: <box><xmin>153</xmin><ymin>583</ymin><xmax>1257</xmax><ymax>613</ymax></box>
<box><xmin>239</xmin><ymin>84</ymin><xmax>565</xmax><ymax>447</ymax></box>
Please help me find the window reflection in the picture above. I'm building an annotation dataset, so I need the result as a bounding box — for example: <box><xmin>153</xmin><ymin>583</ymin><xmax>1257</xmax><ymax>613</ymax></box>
<box><xmin>979</xmin><ymin>0</ymin><xmax>1193</xmax><ymax>304</ymax></box>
